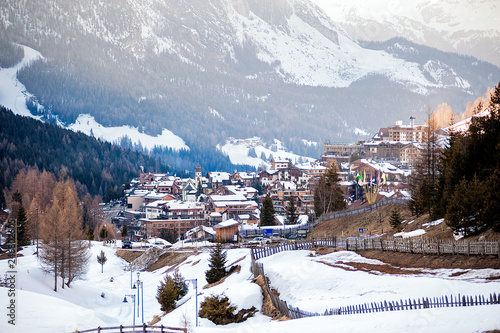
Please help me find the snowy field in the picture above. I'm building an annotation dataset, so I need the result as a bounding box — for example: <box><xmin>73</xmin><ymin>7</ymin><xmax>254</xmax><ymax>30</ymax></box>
<box><xmin>1</xmin><ymin>242</ymin><xmax>500</xmax><ymax>333</ymax></box>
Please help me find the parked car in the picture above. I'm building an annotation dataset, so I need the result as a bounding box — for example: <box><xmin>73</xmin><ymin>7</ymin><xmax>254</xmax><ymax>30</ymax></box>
<box><xmin>270</xmin><ymin>235</ymin><xmax>285</xmax><ymax>243</ymax></box>
<box><xmin>122</xmin><ymin>240</ymin><xmax>132</xmax><ymax>249</ymax></box>
<box><xmin>248</xmin><ymin>237</ymin><xmax>271</xmax><ymax>246</ymax></box>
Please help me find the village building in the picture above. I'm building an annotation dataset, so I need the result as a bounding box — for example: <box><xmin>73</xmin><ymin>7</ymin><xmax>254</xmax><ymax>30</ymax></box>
<box><xmin>214</xmin><ymin>219</ymin><xmax>240</xmax><ymax>242</ymax></box>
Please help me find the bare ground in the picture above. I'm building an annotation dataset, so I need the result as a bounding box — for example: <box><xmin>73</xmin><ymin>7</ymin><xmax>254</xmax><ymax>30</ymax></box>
<box><xmin>115</xmin><ymin>249</ymin><xmax>195</xmax><ymax>272</ymax></box>
<box><xmin>313</xmin><ymin>204</ymin><xmax>500</xmax><ymax>271</ymax></box>
<box><xmin>314</xmin><ymin>204</ymin><xmax>457</xmax><ymax>239</ymax></box>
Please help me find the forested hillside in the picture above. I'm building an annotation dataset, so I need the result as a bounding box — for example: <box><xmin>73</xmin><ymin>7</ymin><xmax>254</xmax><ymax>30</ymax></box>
<box><xmin>0</xmin><ymin>106</ymin><xmax>170</xmax><ymax>200</ymax></box>
<box><xmin>409</xmin><ymin>83</ymin><xmax>500</xmax><ymax>237</ymax></box>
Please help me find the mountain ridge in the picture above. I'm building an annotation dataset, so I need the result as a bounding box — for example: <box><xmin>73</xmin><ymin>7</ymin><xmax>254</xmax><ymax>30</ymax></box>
<box><xmin>1</xmin><ymin>0</ymin><xmax>499</xmax><ymax>171</ymax></box>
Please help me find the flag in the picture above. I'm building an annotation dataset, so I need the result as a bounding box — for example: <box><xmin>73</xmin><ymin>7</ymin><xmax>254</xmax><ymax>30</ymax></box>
<box><xmin>382</xmin><ymin>173</ymin><xmax>387</xmax><ymax>185</ymax></box>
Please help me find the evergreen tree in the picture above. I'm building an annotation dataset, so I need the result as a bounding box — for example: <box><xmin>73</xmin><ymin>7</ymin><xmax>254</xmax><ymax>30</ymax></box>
<box><xmin>156</xmin><ymin>270</ymin><xmax>186</xmax><ymax>312</ymax></box>
<box><xmin>196</xmin><ymin>181</ymin><xmax>203</xmax><ymax>199</ymax></box>
<box><xmin>121</xmin><ymin>224</ymin><xmax>128</xmax><ymax>238</ymax></box>
<box><xmin>10</xmin><ymin>191</ymin><xmax>30</xmax><ymax>247</ymax></box>
<box><xmin>313</xmin><ymin>164</ymin><xmax>345</xmax><ymax>217</ymax></box>
<box><xmin>85</xmin><ymin>225</ymin><xmax>94</xmax><ymax>246</ymax></box>
<box><xmin>0</xmin><ymin>184</ymin><xmax>5</xmax><ymax>210</ymax></box>
<box><xmin>16</xmin><ymin>205</ymin><xmax>31</xmax><ymax>247</ymax></box>
<box><xmin>97</xmin><ymin>250</ymin><xmax>107</xmax><ymax>273</ymax></box>
<box><xmin>435</xmin><ymin>82</ymin><xmax>500</xmax><ymax>235</ymax></box>
<box><xmin>205</xmin><ymin>243</ymin><xmax>227</xmax><ymax>284</ymax></box>
<box><xmin>12</xmin><ymin>190</ymin><xmax>23</xmax><ymax>204</ymax></box>
<box><xmin>248</xmin><ymin>147</ymin><xmax>257</xmax><ymax>158</ymax></box>
<box><xmin>259</xmin><ymin>194</ymin><xmax>275</xmax><ymax>227</ymax></box>
<box><xmin>445</xmin><ymin>176</ymin><xmax>486</xmax><ymax>237</ymax></box>
<box><xmin>251</xmin><ymin>177</ymin><xmax>264</xmax><ymax>195</ymax></box>
<box><xmin>100</xmin><ymin>225</ymin><xmax>108</xmax><ymax>240</ymax></box>
<box><xmin>159</xmin><ymin>228</ymin><xmax>176</xmax><ymax>244</ymax></box>
<box><xmin>285</xmin><ymin>196</ymin><xmax>298</xmax><ymax>225</ymax></box>
<box><xmin>484</xmin><ymin>169</ymin><xmax>500</xmax><ymax>232</ymax></box>
<box><xmin>389</xmin><ymin>207</ymin><xmax>402</xmax><ymax>229</ymax></box>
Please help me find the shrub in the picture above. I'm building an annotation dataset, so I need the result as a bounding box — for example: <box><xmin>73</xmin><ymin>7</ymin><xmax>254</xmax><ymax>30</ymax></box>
<box><xmin>199</xmin><ymin>295</ymin><xmax>257</xmax><ymax>325</ymax></box>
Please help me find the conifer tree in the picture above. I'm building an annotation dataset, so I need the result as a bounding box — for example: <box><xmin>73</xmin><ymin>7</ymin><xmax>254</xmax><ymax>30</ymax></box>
<box><xmin>259</xmin><ymin>194</ymin><xmax>275</xmax><ymax>227</ymax></box>
<box><xmin>39</xmin><ymin>179</ymin><xmax>89</xmax><ymax>291</ymax></box>
<box><xmin>285</xmin><ymin>196</ymin><xmax>298</xmax><ymax>225</ymax></box>
<box><xmin>389</xmin><ymin>207</ymin><xmax>402</xmax><ymax>229</ymax></box>
<box><xmin>97</xmin><ymin>250</ymin><xmax>107</xmax><ymax>273</ymax></box>
<box><xmin>484</xmin><ymin>169</ymin><xmax>500</xmax><ymax>232</ymax></box>
<box><xmin>121</xmin><ymin>224</ymin><xmax>128</xmax><ymax>238</ymax></box>
<box><xmin>10</xmin><ymin>191</ymin><xmax>30</xmax><ymax>247</ymax></box>
<box><xmin>85</xmin><ymin>225</ymin><xmax>94</xmax><ymax>246</ymax></box>
<box><xmin>100</xmin><ymin>225</ymin><xmax>108</xmax><ymax>240</ymax></box>
<box><xmin>313</xmin><ymin>164</ymin><xmax>345</xmax><ymax>217</ymax></box>
<box><xmin>205</xmin><ymin>243</ymin><xmax>227</xmax><ymax>284</ymax></box>
<box><xmin>16</xmin><ymin>204</ymin><xmax>30</xmax><ymax>247</ymax></box>
<box><xmin>0</xmin><ymin>184</ymin><xmax>5</xmax><ymax>210</ymax></box>
<box><xmin>156</xmin><ymin>270</ymin><xmax>186</xmax><ymax>312</ymax></box>
<box><xmin>445</xmin><ymin>176</ymin><xmax>486</xmax><ymax>237</ymax></box>
<box><xmin>196</xmin><ymin>181</ymin><xmax>203</xmax><ymax>199</ymax></box>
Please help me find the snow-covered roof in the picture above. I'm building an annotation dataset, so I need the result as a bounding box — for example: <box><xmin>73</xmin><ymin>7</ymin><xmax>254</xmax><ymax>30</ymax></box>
<box><xmin>144</xmin><ymin>192</ymin><xmax>168</xmax><ymax>200</ymax></box>
<box><xmin>145</xmin><ymin>200</ymin><xmax>169</xmax><ymax>208</ymax></box>
<box><xmin>165</xmin><ymin>201</ymin><xmax>203</xmax><ymax>210</ymax></box>
<box><xmin>186</xmin><ymin>225</ymin><xmax>216</xmax><ymax>236</ymax></box>
<box><xmin>209</xmin><ymin>172</ymin><xmax>231</xmax><ymax>182</ymax></box>
<box><xmin>355</xmin><ymin>159</ymin><xmax>408</xmax><ymax>176</ymax></box>
<box><xmin>210</xmin><ymin>194</ymin><xmax>248</xmax><ymax>202</ymax></box>
<box><xmin>157</xmin><ymin>180</ymin><xmax>175</xmax><ymax>187</ymax></box>
<box><xmin>213</xmin><ymin>201</ymin><xmax>258</xmax><ymax>208</ymax></box>
<box><xmin>214</xmin><ymin>219</ymin><xmax>240</xmax><ymax>229</ymax></box>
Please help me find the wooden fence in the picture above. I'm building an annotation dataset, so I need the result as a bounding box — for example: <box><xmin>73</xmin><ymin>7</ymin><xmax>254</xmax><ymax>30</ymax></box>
<box><xmin>251</xmin><ymin>236</ymin><xmax>500</xmax><ymax>260</ymax></box>
<box><xmin>251</xmin><ymin>259</ymin><xmax>500</xmax><ymax>320</ymax></box>
<box><xmin>318</xmin><ymin>198</ymin><xmax>409</xmax><ymax>222</ymax></box>
<box><xmin>74</xmin><ymin>324</ymin><xmax>186</xmax><ymax>333</ymax></box>
<box><xmin>290</xmin><ymin>293</ymin><xmax>500</xmax><ymax>318</ymax></box>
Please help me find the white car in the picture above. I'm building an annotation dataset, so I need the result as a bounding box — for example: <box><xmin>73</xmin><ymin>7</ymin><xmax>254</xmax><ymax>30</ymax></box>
<box><xmin>247</xmin><ymin>237</ymin><xmax>270</xmax><ymax>246</ymax></box>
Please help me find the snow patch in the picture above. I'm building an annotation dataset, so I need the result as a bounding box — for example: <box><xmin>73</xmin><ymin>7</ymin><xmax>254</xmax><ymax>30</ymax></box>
<box><xmin>68</xmin><ymin>114</ymin><xmax>189</xmax><ymax>151</ymax></box>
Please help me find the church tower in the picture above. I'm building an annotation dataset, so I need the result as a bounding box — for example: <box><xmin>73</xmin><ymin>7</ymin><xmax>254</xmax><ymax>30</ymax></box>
<box><xmin>195</xmin><ymin>163</ymin><xmax>202</xmax><ymax>187</ymax></box>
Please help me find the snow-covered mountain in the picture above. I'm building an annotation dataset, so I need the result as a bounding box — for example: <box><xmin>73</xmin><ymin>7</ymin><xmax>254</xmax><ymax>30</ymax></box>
<box><xmin>311</xmin><ymin>0</ymin><xmax>500</xmax><ymax>68</ymax></box>
<box><xmin>1</xmin><ymin>0</ymin><xmax>499</xmax><ymax>169</ymax></box>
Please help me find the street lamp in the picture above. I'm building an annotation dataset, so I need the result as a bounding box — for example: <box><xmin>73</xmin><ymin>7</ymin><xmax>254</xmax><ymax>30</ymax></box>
<box><xmin>134</xmin><ymin>272</ymin><xmax>144</xmax><ymax>323</ymax></box>
<box><xmin>185</xmin><ymin>279</ymin><xmax>198</xmax><ymax>327</ymax></box>
<box><xmin>123</xmin><ymin>294</ymin><xmax>136</xmax><ymax>329</ymax></box>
